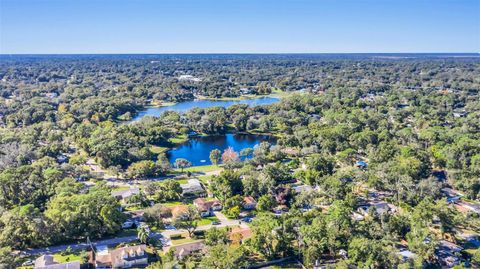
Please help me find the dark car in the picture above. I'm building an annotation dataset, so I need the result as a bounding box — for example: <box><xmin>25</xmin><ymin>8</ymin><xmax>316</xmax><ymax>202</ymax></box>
<box><xmin>211</xmin><ymin>221</ymin><xmax>221</xmax><ymax>225</ymax></box>
<box><xmin>242</xmin><ymin>217</ymin><xmax>252</xmax><ymax>223</ymax></box>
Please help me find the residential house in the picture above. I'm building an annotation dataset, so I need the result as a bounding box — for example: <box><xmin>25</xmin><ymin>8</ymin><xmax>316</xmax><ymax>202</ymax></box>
<box><xmin>357</xmin><ymin>202</ymin><xmax>397</xmax><ymax>216</ymax></box>
<box><xmin>93</xmin><ymin>244</ymin><xmax>148</xmax><ymax>268</ymax></box>
<box><xmin>171</xmin><ymin>241</ymin><xmax>206</xmax><ymax>260</ymax></box>
<box><xmin>273</xmin><ymin>205</ymin><xmax>289</xmax><ymax>214</ymax></box>
<box><xmin>170</xmin><ymin>205</ymin><xmax>189</xmax><ymax>220</ymax></box>
<box><xmin>441</xmin><ymin>188</ymin><xmax>463</xmax><ymax>199</ymax></box>
<box><xmin>243</xmin><ymin>196</ymin><xmax>257</xmax><ymax>210</ymax></box>
<box><xmin>111</xmin><ymin>188</ymin><xmax>140</xmax><ymax>202</ymax></box>
<box><xmin>292</xmin><ymin>184</ymin><xmax>313</xmax><ymax>194</ymax></box>
<box><xmin>459</xmin><ymin>233</ymin><xmax>480</xmax><ymax>247</ymax></box>
<box><xmin>436</xmin><ymin>240</ymin><xmax>463</xmax><ymax>267</ymax></box>
<box><xmin>193</xmin><ymin>198</ymin><xmax>222</xmax><ymax>217</ymax></box>
<box><xmin>455</xmin><ymin>200</ymin><xmax>480</xmax><ymax>214</ymax></box>
<box><xmin>34</xmin><ymin>255</ymin><xmax>81</xmax><ymax>269</ymax></box>
<box><xmin>396</xmin><ymin>249</ymin><xmax>416</xmax><ymax>261</ymax></box>
<box><xmin>352</xmin><ymin>212</ymin><xmax>365</xmax><ymax>221</ymax></box>
<box><xmin>239</xmin><ymin>87</ymin><xmax>254</xmax><ymax>94</ymax></box>
<box><xmin>281</xmin><ymin>147</ymin><xmax>299</xmax><ymax>156</ymax></box>
<box><xmin>229</xmin><ymin>227</ymin><xmax>252</xmax><ymax>244</ymax></box>
<box><xmin>180</xmin><ymin>179</ymin><xmax>206</xmax><ymax>197</ymax></box>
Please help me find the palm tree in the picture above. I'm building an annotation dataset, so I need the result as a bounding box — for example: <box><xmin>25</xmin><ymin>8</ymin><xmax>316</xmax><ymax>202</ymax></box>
<box><xmin>137</xmin><ymin>226</ymin><xmax>150</xmax><ymax>245</ymax></box>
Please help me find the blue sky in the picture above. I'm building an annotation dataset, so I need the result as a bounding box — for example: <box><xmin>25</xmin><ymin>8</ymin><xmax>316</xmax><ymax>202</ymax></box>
<box><xmin>0</xmin><ymin>0</ymin><xmax>478</xmax><ymax>53</ymax></box>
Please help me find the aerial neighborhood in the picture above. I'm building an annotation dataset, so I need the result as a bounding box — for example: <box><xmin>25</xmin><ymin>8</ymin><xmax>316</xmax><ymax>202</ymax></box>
<box><xmin>0</xmin><ymin>54</ymin><xmax>479</xmax><ymax>268</ymax></box>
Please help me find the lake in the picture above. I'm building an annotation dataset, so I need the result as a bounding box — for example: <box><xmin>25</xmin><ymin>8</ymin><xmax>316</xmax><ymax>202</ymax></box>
<box><xmin>168</xmin><ymin>133</ymin><xmax>275</xmax><ymax>166</ymax></box>
<box><xmin>131</xmin><ymin>96</ymin><xmax>279</xmax><ymax>121</ymax></box>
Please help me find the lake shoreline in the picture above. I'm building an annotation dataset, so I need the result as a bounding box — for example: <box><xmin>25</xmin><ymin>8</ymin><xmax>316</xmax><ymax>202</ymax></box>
<box><xmin>167</xmin><ymin>133</ymin><xmax>276</xmax><ymax>166</ymax></box>
<box><xmin>129</xmin><ymin>95</ymin><xmax>280</xmax><ymax>122</ymax></box>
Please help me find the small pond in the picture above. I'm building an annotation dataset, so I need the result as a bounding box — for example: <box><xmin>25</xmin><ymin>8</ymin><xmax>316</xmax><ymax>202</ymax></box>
<box><xmin>131</xmin><ymin>96</ymin><xmax>279</xmax><ymax>121</ymax></box>
<box><xmin>168</xmin><ymin>133</ymin><xmax>276</xmax><ymax>166</ymax></box>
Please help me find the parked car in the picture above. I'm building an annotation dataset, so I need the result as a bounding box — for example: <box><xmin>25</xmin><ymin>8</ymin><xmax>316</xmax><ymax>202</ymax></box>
<box><xmin>122</xmin><ymin>221</ymin><xmax>134</xmax><ymax>229</ymax></box>
<box><xmin>22</xmin><ymin>260</ymin><xmax>34</xmax><ymax>266</ymax></box>
<box><xmin>242</xmin><ymin>217</ymin><xmax>252</xmax><ymax>223</ymax></box>
<box><xmin>211</xmin><ymin>221</ymin><xmax>220</xmax><ymax>225</ymax></box>
<box><xmin>165</xmin><ymin>224</ymin><xmax>176</xmax><ymax>230</ymax></box>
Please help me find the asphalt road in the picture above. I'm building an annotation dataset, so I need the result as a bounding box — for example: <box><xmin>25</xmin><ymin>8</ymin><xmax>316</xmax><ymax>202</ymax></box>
<box><xmin>22</xmin><ymin>212</ymin><xmax>247</xmax><ymax>257</ymax></box>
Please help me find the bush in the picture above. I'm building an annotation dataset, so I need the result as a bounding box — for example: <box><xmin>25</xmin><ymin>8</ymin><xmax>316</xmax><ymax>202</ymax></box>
<box><xmin>170</xmin><ymin>234</ymin><xmax>183</xmax><ymax>240</ymax></box>
<box><xmin>193</xmin><ymin>230</ymin><xmax>205</xmax><ymax>236</ymax></box>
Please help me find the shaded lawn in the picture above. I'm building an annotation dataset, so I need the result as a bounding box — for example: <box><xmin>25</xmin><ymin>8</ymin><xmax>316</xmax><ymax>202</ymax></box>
<box><xmin>180</xmin><ymin>164</ymin><xmax>222</xmax><ymax>173</ymax></box>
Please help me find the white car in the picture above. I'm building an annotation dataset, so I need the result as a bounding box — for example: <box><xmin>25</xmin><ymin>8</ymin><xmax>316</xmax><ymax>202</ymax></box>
<box><xmin>122</xmin><ymin>221</ymin><xmax>134</xmax><ymax>229</ymax></box>
<box><xmin>22</xmin><ymin>260</ymin><xmax>34</xmax><ymax>266</ymax></box>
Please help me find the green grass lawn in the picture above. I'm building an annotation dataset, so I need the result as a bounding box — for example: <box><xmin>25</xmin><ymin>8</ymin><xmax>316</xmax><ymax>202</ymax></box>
<box><xmin>110</xmin><ymin>185</ymin><xmax>131</xmax><ymax>192</ymax></box>
<box><xmin>53</xmin><ymin>253</ymin><xmax>83</xmax><ymax>263</ymax></box>
<box><xmin>181</xmin><ymin>164</ymin><xmax>222</xmax><ymax>173</ymax></box>
<box><xmin>175</xmin><ymin>178</ymin><xmax>189</xmax><ymax>184</ymax></box>
<box><xmin>115</xmin><ymin>228</ymin><xmax>138</xmax><ymax>237</ymax></box>
<box><xmin>150</xmin><ymin>145</ymin><xmax>169</xmax><ymax>154</ymax></box>
<box><xmin>169</xmin><ymin>233</ymin><xmax>203</xmax><ymax>246</ymax></box>
<box><xmin>163</xmin><ymin>201</ymin><xmax>184</xmax><ymax>206</ymax></box>
<box><xmin>198</xmin><ymin>175</ymin><xmax>212</xmax><ymax>184</ymax></box>
<box><xmin>463</xmin><ymin>247</ymin><xmax>478</xmax><ymax>256</ymax></box>
<box><xmin>148</xmin><ymin>101</ymin><xmax>177</xmax><ymax>107</ymax></box>
<box><xmin>159</xmin><ymin>102</ymin><xmax>177</xmax><ymax>107</ymax></box>
<box><xmin>197</xmin><ymin>216</ymin><xmax>219</xmax><ymax>226</ymax></box>
<box><xmin>169</xmin><ymin>134</ymin><xmax>188</xmax><ymax>144</ymax></box>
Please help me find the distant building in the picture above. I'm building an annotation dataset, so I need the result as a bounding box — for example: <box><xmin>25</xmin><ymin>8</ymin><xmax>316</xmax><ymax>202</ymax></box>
<box><xmin>34</xmin><ymin>255</ymin><xmax>80</xmax><ymax>269</ymax></box>
<box><xmin>357</xmin><ymin>202</ymin><xmax>397</xmax><ymax>216</ymax></box>
<box><xmin>111</xmin><ymin>188</ymin><xmax>140</xmax><ymax>202</ymax></box>
<box><xmin>436</xmin><ymin>240</ymin><xmax>463</xmax><ymax>267</ymax></box>
<box><xmin>397</xmin><ymin>249</ymin><xmax>416</xmax><ymax>261</ymax></box>
<box><xmin>455</xmin><ymin>200</ymin><xmax>480</xmax><ymax>214</ymax></box>
<box><xmin>239</xmin><ymin>87</ymin><xmax>254</xmax><ymax>94</ymax></box>
<box><xmin>243</xmin><ymin>196</ymin><xmax>257</xmax><ymax>210</ymax></box>
<box><xmin>441</xmin><ymin>187</ymin><xmax>464</xmax><ymax>204</ymax></box>
<box><xmin>180</xmin><ymin>179</ymin><xmax>205</xmax><ymax>197</ymax></box>
<box><xmin>178</xmin><ymin>75</ymin><xmax>202</xmax><ymax>82</ymax></box>
<box><xmin>292</xmin><ymin>184</ymin><xmax>313</xmax><ymax>193</ymax></box>
<box><xmin>273</xmin><ymin>205</ymin><xmax>289</xmax><ymax>214</ymax></box>
<box><xmin>93</xmin><ymin>244</ymin><xmax>148</xmax><ymax>268</ymax></box>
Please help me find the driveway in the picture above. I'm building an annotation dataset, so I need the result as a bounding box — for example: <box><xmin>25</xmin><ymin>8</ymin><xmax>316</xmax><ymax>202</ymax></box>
<box><xmin>160</xmin><ymin>211</ymin><xmax>248</xmax><ymax>238</ymax></box>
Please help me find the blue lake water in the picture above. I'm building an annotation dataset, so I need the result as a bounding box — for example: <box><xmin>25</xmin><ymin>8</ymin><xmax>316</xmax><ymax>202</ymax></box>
<box><xmin>131</xmin><ymin>96</ymin><xmax>279</xmax><ymax>121</ymax></box>
<box><xmin>168</xmin><ymin>133</ymin><xmax>275</xmax><ymax>166</ymax></box>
